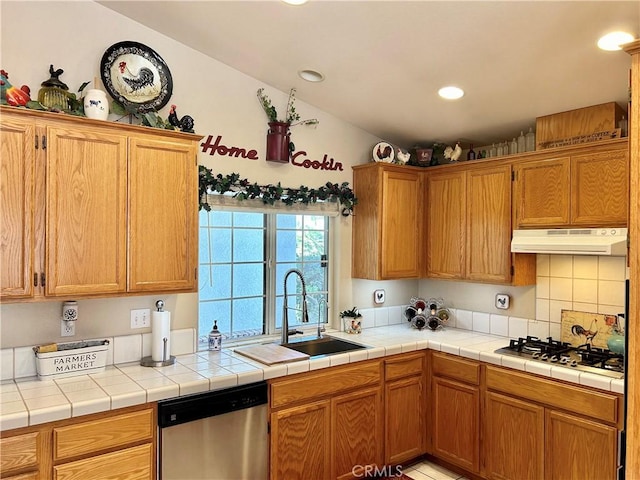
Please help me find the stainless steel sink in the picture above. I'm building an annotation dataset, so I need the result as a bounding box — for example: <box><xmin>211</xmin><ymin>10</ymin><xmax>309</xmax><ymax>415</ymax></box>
<box><xmin>282</xmin><ymin>336</ymin><xmax>367</xmax><ymax>357</ymax></box>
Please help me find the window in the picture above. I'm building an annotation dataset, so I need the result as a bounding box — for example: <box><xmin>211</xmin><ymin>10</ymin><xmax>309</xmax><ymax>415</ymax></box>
<box><xmin>198</xmin><ymin>209</ymin><xmax>329</xmax><ymax>348</ymax></box>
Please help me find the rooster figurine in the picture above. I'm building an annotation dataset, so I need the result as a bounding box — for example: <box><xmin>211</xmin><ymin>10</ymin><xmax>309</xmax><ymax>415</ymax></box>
<box><xmin>443</xmin><ymin>142</ymin><xmax>463</xmax><ymax>162</ymax></box>
<box><xmin>168</xmin><ymin>105</ymin><xmax>195</xmax><ymax>133</ymax></box>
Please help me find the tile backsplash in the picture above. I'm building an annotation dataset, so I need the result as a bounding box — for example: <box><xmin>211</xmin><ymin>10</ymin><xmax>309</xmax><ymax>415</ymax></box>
<box><xmin>1</xmin><ymin>329</ymin><xmax>196</xmax><ymax>381</ymax></box>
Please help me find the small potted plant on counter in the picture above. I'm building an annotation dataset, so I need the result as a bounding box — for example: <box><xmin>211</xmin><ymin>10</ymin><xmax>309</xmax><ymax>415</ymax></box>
<box><xmin>340</xmin><ymin>307</ymin><xmax>362</xmax><ymax>334</ymax></box>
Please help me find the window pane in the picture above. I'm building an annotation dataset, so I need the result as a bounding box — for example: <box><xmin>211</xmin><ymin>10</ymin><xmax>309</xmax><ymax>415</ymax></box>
<box><xmin>199</xmin><ymin>228</ymin><xmax>211</xmax><ymax>264</ymax></box>
<box><xmin>276</xmin><ymin>214</ymin><xmax>298</xmax><ymax>229</ymax></box>
<box><xmin>212</xmin><ymin>228</ymin><xmax>231</xmax><ymax>263</ymax></box>
<box><xmin>303</xmin><ymin>215</ymin><xmax>326</xmax><ymax>230</ymax></box>
<box><xmin>199</xmin><ymin>300</ymin><xmax>231</xmax><ymax>337</ymax></box>
<box><xmin>303</xmin><ymin>263</ymin><xmax>325</xmax><ymax>293</ymax></box>
<box><xmin>233</xmin><ymin>264</ymin><xmax>264</xmax><ymax>297</ymax></box>
<box><xmin>211</xmin><ymin>211</ymin><xmax>232</xmax><ymax>227</ymax></box>
<box><xmin>233</xmin><ymin>229</ymin><xmax>264</xmax><ymax>262</ymax></box>
<box><xmin>276</xmin><ymin>230</ymin><xmax>297</xmax><ymax>262</ymax></box>
<box><xmin>303</xmin><ymin>230</ymin><xmax>325</xmax><ymax>261</ymax></box>
<box><xmin>234</xmin><ymin>212</ymin><xmax>264</xmax><ymax>228</ymax></box>
<box><xmin>232</xmin><ymin>297</ymin><xmax>264</xmax><ymax>335</ymax></box>
<box><xmin>211</xmin><ymin>264</ymin><xmax>232</xmax><ymax>298</ymax></box>
<box><xmin>199</xmin><ymin>265</ymin><xmax>216</xmax><ymax>301</ymax></box>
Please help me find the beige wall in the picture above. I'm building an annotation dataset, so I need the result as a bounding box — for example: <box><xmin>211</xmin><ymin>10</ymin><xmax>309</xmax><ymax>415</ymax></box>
<box><xmin>0</xmin><ymin>0</ymin><xmax>383</xmax><ymax>348</ymax></box>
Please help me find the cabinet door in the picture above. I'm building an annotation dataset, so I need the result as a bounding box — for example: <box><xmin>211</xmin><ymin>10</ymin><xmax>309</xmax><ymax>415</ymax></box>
<box><xmin>431</xmin><ymin>376</ymin><xmax>480</xmax><ymax>473</ymax></box>
<box><xmin>128</xmin><ymin>136</ymin><xmax>197</xmax><ymax>292</ymax></box>
<box><xmin>270</xmin><ymin>400</ymin><xmax>331</xmax><ymax>480</ymax></box>
<box><xmin>515</xmin><ymin>158</ymin><xmax>570</xmax><ymax>227</ymax></box>
<box><xmin>45</xmin><ymin>124</ymin><xmax>128</xmax><ymax>296</ymax></box>
<box><xmin>332</xmin><ymin>387</ymin><xmax>383</xmax><ymax>480</ymax></box>
<box><xmin>466</xmin><ymin>166</ymin><xmax>512</xmax><ymax>283</ymax></box>
<box><xmin>426</xmin><ymin>172</ymin><xmax>466</xmax><ymax>279</ymax></box>
<box><xmin>53</xmin><ymin>443</ymin><xmax>153</xmax><ymax>480</ymax></box>
<box><xmin>380</xmin><ymin>170</ymin><xmax>422</xmax><ymax>279</ymax></box>
<box><xmin>545</xmin><ymin>410</ymin><xmax>617</xmax><ymax>480</ymax></box>
<box><xmin>385</xmin><ymin>375</ymin><xmax>425</xmax><ymax>465</ymax></box>
<box><xmin>484</xmin><ymin>391</ymin><xmax>545</xmax><ymax>480</ymax></box>
<box><xmin>0</xmin><ymin>117</ymin><xmax>35</xmax><ymax>299</ymax></box>
<box><xmin>571</xmin><ymin>149</ymin><xmax>628</xmax><ymax>226</ymax></box>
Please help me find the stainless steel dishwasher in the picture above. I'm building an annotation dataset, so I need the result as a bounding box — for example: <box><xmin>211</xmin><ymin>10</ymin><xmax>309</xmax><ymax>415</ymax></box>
<box><xmin>158</xmin><ymin>381</ymin><xmax>268</xmax><ymax>480</ymax></box>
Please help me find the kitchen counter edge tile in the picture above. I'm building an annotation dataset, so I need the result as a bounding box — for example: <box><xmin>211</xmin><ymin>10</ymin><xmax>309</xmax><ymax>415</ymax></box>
<box><xmin>0</xmin><ymin>324</ymin><xmax>624</xmax><ymax>431</ymax></box>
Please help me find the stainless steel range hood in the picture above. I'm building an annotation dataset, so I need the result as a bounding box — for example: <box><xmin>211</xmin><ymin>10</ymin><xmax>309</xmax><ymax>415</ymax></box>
<box><xmin>511</xmin><ymin>228</ymin><xmax>628</xmax><ymax>256</ymax></box>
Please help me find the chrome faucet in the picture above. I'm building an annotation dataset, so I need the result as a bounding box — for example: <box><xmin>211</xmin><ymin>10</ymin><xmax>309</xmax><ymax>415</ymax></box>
<box><xmin>282</xmin><ymin>268</ymin><xmax>310</xmax><ymax>345</ymax></box>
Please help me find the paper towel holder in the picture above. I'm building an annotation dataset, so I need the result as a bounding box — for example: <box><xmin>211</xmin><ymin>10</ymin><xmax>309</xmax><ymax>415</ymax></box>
<box><xmin>141</xmin><ymin>299</ymin><xmax>176</xmax><ymax>367</ymax></box>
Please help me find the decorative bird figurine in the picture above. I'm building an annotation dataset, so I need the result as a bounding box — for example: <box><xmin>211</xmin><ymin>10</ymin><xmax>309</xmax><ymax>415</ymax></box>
<box><xmin>396</xmin><ymin>149</ymin><xmax>410</xmax><ymax>165</ymax></box>
<box><xmin>168</xmin><ymin>104</ymin><xmax>195</xmax><ymax>133</ymax></box>
<box><xmin>444</xmin><ymin>142</ymin><xmax>463</xmax><ymax>162</ymax></box>
<box><xmin>0</xmin><ymin>70</ymin><xmax>31</xmax><ymax>106</ymax></box>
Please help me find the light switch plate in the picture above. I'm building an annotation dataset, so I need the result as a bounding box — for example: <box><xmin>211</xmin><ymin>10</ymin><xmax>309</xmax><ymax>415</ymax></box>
<box><xmin>495</xmin><ymin>294</ymin><xmax>510</xmax><ymax>310</ymax></box>
<box><xmin>374</xmin><ymin>289</ymin><xmax>385</xmax><ymax>304</ymax></box>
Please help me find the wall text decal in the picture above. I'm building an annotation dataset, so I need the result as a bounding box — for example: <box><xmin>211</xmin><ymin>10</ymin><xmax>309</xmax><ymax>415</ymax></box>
<box><xmin>291</xmin><ymin>151</ymin><xmax>343</xmax><ymax>171</ymax></box>
<box><xmin>200</xmin><ymin>135</ymin><xmax>259</xmax><ymax>160</ymax></box>
<box><xmin>199</xmin><ymin>134</ymin><xmax>343</xmax><ymax>171</ymax></box>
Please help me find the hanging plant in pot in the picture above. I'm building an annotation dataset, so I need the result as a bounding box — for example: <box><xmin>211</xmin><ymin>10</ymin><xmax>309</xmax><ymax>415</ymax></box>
<box><xmin>257</xmin><ymin>87</ymin><xmax>318</xmax><ymax>163</ymax></box>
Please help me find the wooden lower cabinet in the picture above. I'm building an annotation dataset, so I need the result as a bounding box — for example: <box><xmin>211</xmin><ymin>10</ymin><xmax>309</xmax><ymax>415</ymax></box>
<box><xmin>430</xmin><ymin>353</ymin><xmax>481</xmax><ymax>474</ymax></box>
<box><xmin>269</xmin><ymin>360</ymin><xmax>384</xmax><ymax>480</ymax></box>
<box><xmin>384</xmin><ymin>352</ymin><xmax>426</xmax><ymax>466</ymax></box>
<box><xmin>484</xmin><ymin>391</ymin><xmax>545</xmax><ymax>480</ymax></box>
<box><xmin>333</xmin><ymin>387</ymin><xmax>384</xmax><ymax>480</ymax></box>
<box><xmin>431</xmin><ymin>377</ymin><xmax>480</xmax><ymax>473</ymax></box>
<box><xmin>0</xmin><ymin>403</ymin><xmax>155</xmax><ymax>480</ymax></box>
<box><xmin>270</xmin><ymin>400</ymin><xmax>332</xmax><ymax>480</ymax></box>
<box><xmin>545</xmin><ymin>410</ymin><xmax>617</xmax><ymax>480</ymax></box>
<box><xmin>53</xmin><ymin>443</ymin><xmax>153</xmax><ymax>480</ymax></box>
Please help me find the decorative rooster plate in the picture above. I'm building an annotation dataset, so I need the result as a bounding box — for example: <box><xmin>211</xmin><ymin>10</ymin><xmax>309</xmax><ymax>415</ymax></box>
<box><xmin>100</xmin><ymin>41</ymin><xmax>173</xmax><ymax>113</ymax></box>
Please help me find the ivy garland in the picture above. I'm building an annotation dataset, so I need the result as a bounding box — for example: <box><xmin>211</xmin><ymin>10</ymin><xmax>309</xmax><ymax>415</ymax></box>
<box><xmin>198</xmin><ymin>165</ymin><xmax>358</xmax><ymax>215</ymax></box>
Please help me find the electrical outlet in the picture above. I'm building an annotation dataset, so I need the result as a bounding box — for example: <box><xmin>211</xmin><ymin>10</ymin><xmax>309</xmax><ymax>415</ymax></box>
<box><xmin>61</xmin><ymin>319</ymin><xmax>76</xmax><ymax>337</ymax></box>
<box><xmin>131</xmin><ymin>308</ymin><xmax>151</xmax><ymax>329</ymax></box>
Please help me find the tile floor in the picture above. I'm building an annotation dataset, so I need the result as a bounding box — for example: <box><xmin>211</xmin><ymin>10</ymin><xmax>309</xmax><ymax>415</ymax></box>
<box><xmin>403</xmin><ymin>460</ymin><xmax>469</xmax><ymax>480</ymax></box>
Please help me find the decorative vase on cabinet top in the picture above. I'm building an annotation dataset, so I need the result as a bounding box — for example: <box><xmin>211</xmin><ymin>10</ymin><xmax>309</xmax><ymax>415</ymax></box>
<box><xmin>83</xmin><ymin>89</ymin><xmax>109</xmax><ymax>120</ymax></box>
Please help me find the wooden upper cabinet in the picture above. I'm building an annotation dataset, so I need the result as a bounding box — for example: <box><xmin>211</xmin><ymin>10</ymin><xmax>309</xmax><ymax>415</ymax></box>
<box><xmin>0</xmin><ymin>116</ymin><xmax>35</xmax><ymax>299</ymax></box>
<box><xmin>466</xmin><ymin>165</ymin><xmax>512</xmax><ymax>283</ymax></box>
<box><xmin>128</xmin><ymin>135</ymin><xmax>198</xmax><ymax>292</ymax></box>
<box><xmin>571</xmin><ymin>149</ymin><xmax>628</xmax><ymax>226</ymax></box>
<box><xmin>514</xmin><ymin>157</ymin><xmax>571</xmax><ymax>227</ymax></box>
<box><xmin>0</xmin><ymin>106</ymin><xmax>201</xmax><ymax>302</ymax></box>
<box><xmin>426</xmin><ymin>165</ymin><xmax>525</xmax><ymax>284</ymax></box>
<box><xmin>514</xmin><ymin>141</ymin><xmax>629</xmax><ymax>228</ymax></box>
<box><xmin>352</xmin><ymin>163</ymin><xmax>423</xmax><ymax>279</ymax></box>
<box><xmin>45</xmin><ymin>124</ymin><xmax>128</xmax><ymax>296</ymax></box>
<box><xmin>426</xmin><ymin>171</ymin><xmax>466</xmax><ymax>279</ymax></box>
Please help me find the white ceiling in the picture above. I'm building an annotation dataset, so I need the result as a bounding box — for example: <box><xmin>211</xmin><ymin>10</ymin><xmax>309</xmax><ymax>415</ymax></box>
<box><xmin>99</xmin><ymin>0</ymin><xmax>639</xmax><ymax>149</ymax></box>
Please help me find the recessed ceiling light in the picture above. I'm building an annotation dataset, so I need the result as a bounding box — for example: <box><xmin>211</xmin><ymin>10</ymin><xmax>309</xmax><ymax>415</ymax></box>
<box><xmin>282</xmin><ymin>0</ymin><xmax>308</xmax><ymax>5</ymax></box>
<box><xmin>597</xmin><ymin>31</ymin><xmax>635</xmax><ymax>51</ymax></box>
<box><xmin>298</xmin><ymin>69</ymin><xmax>324</xmax><ymax>82</ymax></box>
<box><xmin>438</xmin><ymin>86</ymin><xmax>464</xmax><ymax>100</ymax></box>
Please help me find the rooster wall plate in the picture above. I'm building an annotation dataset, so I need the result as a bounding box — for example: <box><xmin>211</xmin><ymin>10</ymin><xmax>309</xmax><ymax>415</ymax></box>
<box><xmin>100</xmin><ymin>41</ymin><xmax>173</xmax><ymax>113</ymax></box>
<box><xmin>560</xmin><ymin>309</ymin><xmax>618</xmax><ymax>349</ymax></box>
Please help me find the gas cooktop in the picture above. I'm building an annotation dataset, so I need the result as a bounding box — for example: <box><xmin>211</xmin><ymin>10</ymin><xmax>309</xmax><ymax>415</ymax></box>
<box><xmin>495</xmin><ymin>336</ymin><xmax>624</xmax><ymax>379</ymax></box>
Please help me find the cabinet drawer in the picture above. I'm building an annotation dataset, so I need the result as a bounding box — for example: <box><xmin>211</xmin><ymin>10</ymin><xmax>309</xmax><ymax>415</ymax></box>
<box><xmin>0</xmin><ymin>431</ymin><xmax>40</xmax><ymax>475</ymax></box>
<box><xmin>270</xmin><ymin>360</ymin><xmax>382</xmax><ymax>409</ymax></box>
<box><xmin>385</xmin><ymin>352</ymin><xmax>425</xmax><ymax>381</ymax></box>
<box><xmin>431</xmin><ymin>352</ymin><xmax>480</xmax><ymax>385</ymax></box>
<box><xmin>53</xmin><ymin>408</ymin><xmax>154</xmax><ymax>460</ymax></box>
<box><xmin>486</xmin><ymin>365</ymin><xmax>620</xmax><ymax>425</ymax></box>
<box><xmin>53</xmin><ymin>443</ymin><xmax>153</xmax><ymax>480</ymax></box>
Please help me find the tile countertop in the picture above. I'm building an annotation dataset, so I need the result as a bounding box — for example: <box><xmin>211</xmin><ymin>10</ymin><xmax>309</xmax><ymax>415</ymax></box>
<box><xmin>0</xmin><ymin>324</ymin><xmax>624</xmax><ymax>432</ymax></box>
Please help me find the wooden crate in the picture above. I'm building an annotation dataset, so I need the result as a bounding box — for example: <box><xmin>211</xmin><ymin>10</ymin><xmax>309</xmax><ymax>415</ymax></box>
<box><xmin>536</xmin><ymin>102</ymin><xmax>626</xmax><ymax>149</ymax></box>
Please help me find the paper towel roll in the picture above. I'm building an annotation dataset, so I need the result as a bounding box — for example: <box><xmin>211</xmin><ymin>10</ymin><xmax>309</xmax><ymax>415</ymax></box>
<box><xmin>151</xmin><ymin>310</ymin><xmax>171</xmax><ymax>362</ymax></box>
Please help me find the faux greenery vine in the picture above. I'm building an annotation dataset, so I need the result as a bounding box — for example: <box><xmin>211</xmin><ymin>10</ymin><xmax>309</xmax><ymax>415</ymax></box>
<box><xmin>199</xmin><ymin>166</ymin><xmax>357</xmax><ymax>215</ymax></box>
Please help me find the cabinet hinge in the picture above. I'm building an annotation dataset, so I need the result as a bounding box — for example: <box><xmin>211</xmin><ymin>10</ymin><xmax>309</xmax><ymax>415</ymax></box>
<box><xmin>267</xmin><ymin>421</ymin><xmax>271</xmax><ymax>434</ymax></box>
<box><xmin>42</xmin><ymin>135</ymin><xmax>47</xmax><ymax>150</ymax></box>
<box><xmin>195</xmin><ymin>267</ymin><xmax>198</xmax><ymax>280</ymax></box>
<box><xmin>510</xmin><ymin>265</ymin><xmax>515</xmax><ymax>276</ymax></box>
<box><xmin>511</xmin><ymin>170</ymin><xmax>516</xmax><ymax>181</ymax></box>
<box><xmin>40</xmin><ymin>272</ymin><xmax>46</xmax><ymax>287</ymax></box>
<box><xmin>35</xmin><ymin>135</ymin><xmax>39</xmax><ymax>149</ymax></box>
<box><xmin>34</xmin><ymin>273</ymin><xmax>38</xmax><ymax>287</ymax></box>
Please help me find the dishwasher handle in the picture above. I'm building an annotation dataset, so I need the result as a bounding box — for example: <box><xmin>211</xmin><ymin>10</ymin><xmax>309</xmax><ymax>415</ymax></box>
<box><xmin>158</xmin><ymin>381</ymin><xmax>268</xmax><ymax>428</ymax></box>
